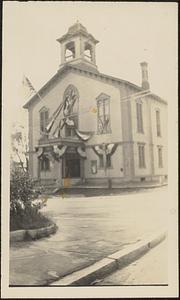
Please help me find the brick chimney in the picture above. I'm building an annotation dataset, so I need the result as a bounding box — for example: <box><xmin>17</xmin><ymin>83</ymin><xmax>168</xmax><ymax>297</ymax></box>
<box><xmin>140</xmin><ymin>62</ymin><xmax>150</xmax><ymax>90</ymax></box>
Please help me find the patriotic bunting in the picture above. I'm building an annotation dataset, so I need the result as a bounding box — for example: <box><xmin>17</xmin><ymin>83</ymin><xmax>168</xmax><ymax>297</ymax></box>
<box><xmin>74</xmin><ymin>129</ymin><xmax>92</xmax><ymax>141</ymax></box>
<box><xmin>35</xmin><ymin>147</ymin><xmax>44</xmax><ymax>158</ymax></box>
<box><xmin>92</xmin><ymin>143</ymin><xmax>118</xmax><ymax>169</ymax></box>
<box><xmin>46</xmin><ymin>102</ymin><xmax>64</xmax><ymax>133</ymax></box>
<box><xmin>92</xmin><ymin>144</ymin><xmax>117</xmax><ymax>157</ymax></box>
<box><xmin>106</xmin><ymin>143</ymin><xmax>118</xmax><ymax>155</ymax></box>
<box><xmin>53</xmin><ymin>145</ymin><xmax>67</xmax><ymax>159</ymax></box>
<box><xmin>45</xmin><ymin>85</ymin><xmax>93</xmax><ymax>141</ymax></box>
<box><xmin>93</xmin><ymin>145</ymin><xmax>104</xmax><ymax>156</ymax></box>
<box><xmin>77</xmin><ymin>146</ymin><xmax>87</xmax><ymax>158</ymax></box>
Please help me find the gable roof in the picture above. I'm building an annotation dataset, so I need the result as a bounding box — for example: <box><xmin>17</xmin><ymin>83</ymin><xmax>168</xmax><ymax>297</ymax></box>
<box><xmin>23</xmin><ymin>63</ymin><xmax>167</xmax><ymax>109</ymax></box>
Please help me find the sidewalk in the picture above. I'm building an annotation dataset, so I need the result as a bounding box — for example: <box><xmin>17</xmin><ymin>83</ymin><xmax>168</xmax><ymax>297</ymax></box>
<box><xmin>94</xmin><ymin>238</ymin><xmax>168</xmax><ymax>286</ymax></box>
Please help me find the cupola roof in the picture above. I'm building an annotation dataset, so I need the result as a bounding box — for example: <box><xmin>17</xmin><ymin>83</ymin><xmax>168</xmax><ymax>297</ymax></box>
<box><xmin>57</xmin><ymin>21</ymin><xmax>99</xmax><ymax>44</ymax></box>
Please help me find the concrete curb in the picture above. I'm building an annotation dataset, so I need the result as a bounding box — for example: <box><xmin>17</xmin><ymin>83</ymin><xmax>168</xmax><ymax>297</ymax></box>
<box><xmin>10</xmin><ymin>223</ymin><xmax>57</xmax><ymax>242</ymax></box>
<box><xmin>50</xmin><ymin>230</ymin><xmax>167</xmax><ymax>286</ymax></box>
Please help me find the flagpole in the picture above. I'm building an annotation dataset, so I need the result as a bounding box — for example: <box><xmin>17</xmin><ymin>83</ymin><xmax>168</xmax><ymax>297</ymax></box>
<box><xmin>35</xmin><ymin>91</ymin><xmax>43</xmax><ymax>102</ymax></box>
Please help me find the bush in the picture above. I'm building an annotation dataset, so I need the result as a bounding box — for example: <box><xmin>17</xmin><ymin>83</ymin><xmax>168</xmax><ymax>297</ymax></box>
<box><xmin>10</xmin><ymin>169</ymin><xmax>51</xmax><ymax>231</ymax></box>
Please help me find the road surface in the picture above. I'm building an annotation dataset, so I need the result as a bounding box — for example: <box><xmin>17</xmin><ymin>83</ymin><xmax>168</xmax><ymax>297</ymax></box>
<box><xmin>10</xmin><ymin>186</ymin><xmax>168</xmax><ymax>286</ymax></box>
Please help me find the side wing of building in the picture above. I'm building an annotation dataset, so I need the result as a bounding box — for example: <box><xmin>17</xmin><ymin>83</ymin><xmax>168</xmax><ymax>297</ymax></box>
<box><xmin>120</xmin><ymin>82</ymin><xmax>168</xmax><ymax>183</ymax></box>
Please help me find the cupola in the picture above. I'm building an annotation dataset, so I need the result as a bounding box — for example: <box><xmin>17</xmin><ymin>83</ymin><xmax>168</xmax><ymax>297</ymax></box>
<box><xmin>57</xmin><ymin>21</ymin><xmax>99</xmax><ymax>71</ymax></box>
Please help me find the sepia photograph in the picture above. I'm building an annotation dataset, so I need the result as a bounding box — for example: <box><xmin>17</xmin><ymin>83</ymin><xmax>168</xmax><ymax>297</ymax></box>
<box><xmin>1</xmin><ymin>1</ymin><xmax>178</xmax><ymax>298</ymax></box>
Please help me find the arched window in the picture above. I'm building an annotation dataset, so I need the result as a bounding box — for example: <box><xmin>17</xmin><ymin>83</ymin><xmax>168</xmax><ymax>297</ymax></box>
<box><xmin>40</xmin><ymin>157</ymin><xmax>50</xmax><ymax>171</ymax></box>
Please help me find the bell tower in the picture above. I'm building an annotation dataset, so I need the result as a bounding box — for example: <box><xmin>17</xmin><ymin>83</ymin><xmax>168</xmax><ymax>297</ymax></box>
<box><xmin>57</xmin><ymin>21</ymin><xmax>99</xmax><ymax>72</ymax></box>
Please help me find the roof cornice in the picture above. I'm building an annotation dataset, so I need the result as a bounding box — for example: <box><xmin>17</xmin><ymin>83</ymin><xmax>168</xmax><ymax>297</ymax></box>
<box><xmin>23</xmin><ymin>64</ymin><xmax>167</xmax><ymax>109</ymax></box>
<box><xmin>57</xmin><ymin>32</ymin><xmax>99</xmax><ymax>44</ymax></box>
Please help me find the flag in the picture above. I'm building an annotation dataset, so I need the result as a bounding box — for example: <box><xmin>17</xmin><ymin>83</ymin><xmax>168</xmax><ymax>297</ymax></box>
<box><xmin>46</xmin><ymin>102</ymin><xmax>64</xmax><ymax>133</ymax></box>
<box><xmin>22</xmin><ymin>75</ymin><xmax>37</xmax><ymax>100</ymax></box>
<box><xmin>23</xmin><ymin>76</ymin><xmax>37</xmax><ymax>94</ymax></box>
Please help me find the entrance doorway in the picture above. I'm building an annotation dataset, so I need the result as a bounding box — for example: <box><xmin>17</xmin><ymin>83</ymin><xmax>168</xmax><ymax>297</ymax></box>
<box><xmin>62</xmin><ymin>154</ymin><xmax>80</xmax><ymax>178</ymax></box>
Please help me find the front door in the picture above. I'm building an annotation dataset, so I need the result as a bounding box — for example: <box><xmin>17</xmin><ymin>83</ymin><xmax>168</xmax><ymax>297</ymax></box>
<box><xmin>62</xmin><ymin>154</ymin><xmax>80</xmax><ymax>178</ymax></box>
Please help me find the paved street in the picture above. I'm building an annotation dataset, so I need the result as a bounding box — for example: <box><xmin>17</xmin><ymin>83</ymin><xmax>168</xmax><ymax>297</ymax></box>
<box><xmin>10</xmin><ymin>186</ymin><xmax>168</xmax><ymax>286</ymax></box>
<box><xmin>94</xmin><ymin>237</ymin><xmax>168</xmax><ymax>285</ymax></box>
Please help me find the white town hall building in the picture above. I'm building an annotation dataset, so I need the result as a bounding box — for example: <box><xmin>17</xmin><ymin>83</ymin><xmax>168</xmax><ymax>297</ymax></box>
<box><xmin>23</xmin><ymin>22</ymin><xmax>167</xmax><ymax>188</ymax></box>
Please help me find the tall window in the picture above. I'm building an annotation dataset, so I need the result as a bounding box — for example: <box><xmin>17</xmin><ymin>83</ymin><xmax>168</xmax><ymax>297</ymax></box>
<box><xmin>40</xmin><ymin>108</ymin><xmax>49</xmax><ymax>133</ymax></box>
<box><xmin>40</xmin><ymin>157</ymin><xmax>50</xmax><ymax>171</ymax></box>
<box><xmin>99</xmin><ymin>155</ymin><xmax>111</xmax><ymax>168</ymax></box>
<box><xmin>156</xmin><ymin>110</ymin><xmax>161</xmax><ymax>136</ymax></box>
<box><xmin>99</xmin><ymin>155</ymin><xmax>104</xmax><ymax>168</ymax></box>
<box><xmin>97</xmin><ymin>94</ymin><xmax>111</xmax><ymax>134</ymax></box>
<box><xmin>107</xmin><ymin>155</ymin><xmax>112</xmax><ymax>168</ymax></box>
<box><xmin>136</xmin><ymin>101</ymin><xmax>143</xmax><ymax>133</ymax></box>
<box><xmin>158</xmin><ymin>146</ymin><xmax>163</xmax><ymax>168</ymax></box>
<box><xmin>138</xmin><ymin>144</ymin><xmax>146</xmax><ymax>168</ymax></box>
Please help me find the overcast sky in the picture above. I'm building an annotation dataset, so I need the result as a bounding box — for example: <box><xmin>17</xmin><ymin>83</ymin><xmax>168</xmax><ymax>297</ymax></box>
<box><xmin>3</xmin><ymin>1</ymin><xmax>178</xmax><ymax>129</ymax></box>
